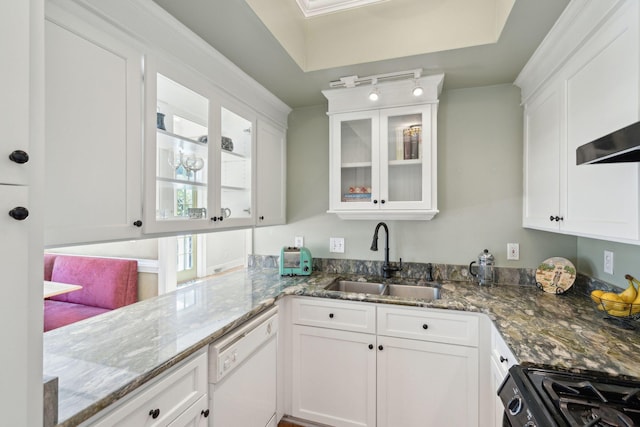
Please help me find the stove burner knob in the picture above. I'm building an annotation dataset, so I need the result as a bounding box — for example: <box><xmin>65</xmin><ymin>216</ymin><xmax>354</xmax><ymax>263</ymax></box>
<box><xmin>507</xmin><ymin>396</ymin><xmax>523</xmax><ymax>416</ymax></box>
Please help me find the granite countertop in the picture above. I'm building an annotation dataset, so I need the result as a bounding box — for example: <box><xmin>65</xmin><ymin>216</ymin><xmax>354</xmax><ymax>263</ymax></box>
<box><xmin>44</xmin><ymin>268</ymin><xmax>640</xmax><ymax>426</ymax></box>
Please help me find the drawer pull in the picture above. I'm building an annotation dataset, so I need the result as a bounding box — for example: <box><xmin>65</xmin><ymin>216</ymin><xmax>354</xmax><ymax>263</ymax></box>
<box><xmin>201</xmin><ymin>409</ymin><xmax>210</xmax><ymax>418</ymax></box>
<box><xmin>329</xmin><ymin>313</ymin><xmax>334</xmax><ymax>319</ymax></box>
<box><xmin>500</xmin><ymin>355</ymin><xmax>508</xmax><ymax>363</ymax></box>
<box><xmin>422</xmin><ymin>324</ymin><xmax>429</xmax><ymax>330</ymax></box>
<box><xmin>149</xmin><ymin>408</ymin><xmax>160</xmax><ymax>419</ymax></box>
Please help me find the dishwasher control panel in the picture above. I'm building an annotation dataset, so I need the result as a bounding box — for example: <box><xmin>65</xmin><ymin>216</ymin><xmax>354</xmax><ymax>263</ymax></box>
<box><xmin>208</xmin><ymin>307</ymin><xmax>278</xmax><ymax>383</ymax></box>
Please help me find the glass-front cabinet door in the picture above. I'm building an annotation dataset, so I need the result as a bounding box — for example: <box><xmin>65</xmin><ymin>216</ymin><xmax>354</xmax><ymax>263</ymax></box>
<box><xmin>330</xmin><ymin>111</ymin><xmax>379</xmax><ymax>210</ymax></box>
<box><xmin>217</xmin><ymin>104</ymin><xmax>255</xmax><ymax>227</ymax></box>
<box><xmin>380</xmin><ymin>105</ymin><xmax>433</xmax><ymax>210</ymax></box>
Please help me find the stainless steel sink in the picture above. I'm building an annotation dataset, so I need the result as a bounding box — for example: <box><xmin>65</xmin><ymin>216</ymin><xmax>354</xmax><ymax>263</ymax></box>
<box><xmin>324</xmin><ymin>279</ymin><xmax>441</xmax><ymax>302</ymax></box>
<box><xmin>386</xmin><ymin>284</ymin><xmax>440</xmax><ymax>301</ymax></box>
<box><xmin>324</xmin><ymin>280</ymin><xmax>387</xmax><ymax>294</ymax></box>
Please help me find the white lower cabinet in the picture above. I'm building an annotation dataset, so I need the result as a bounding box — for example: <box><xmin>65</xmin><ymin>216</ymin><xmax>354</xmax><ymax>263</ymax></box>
<box><xmin>290</xmin><ymin>298</ymin><xmax>480</xmax><ymax>427</ymax></box>
<box><xmin>376</xmin><ymin>335</ymin><xmax>478</xmax><ymax>427</ymax></box>
<box><xmin>488</xmin><ymin>323</ymin><xmax>517</xmax><ymax>427</ymax></box>
<box><xmin>83</xmin><ymin>351</ymin><xmax>208</xmax><ymax>427</ymax></box>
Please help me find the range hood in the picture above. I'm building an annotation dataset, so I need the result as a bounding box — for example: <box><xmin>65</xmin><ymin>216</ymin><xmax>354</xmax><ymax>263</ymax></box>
<box><xmin>576</xmin><ymin>120</ymin><xmax>640</xmax><ymax>164</ymax></box>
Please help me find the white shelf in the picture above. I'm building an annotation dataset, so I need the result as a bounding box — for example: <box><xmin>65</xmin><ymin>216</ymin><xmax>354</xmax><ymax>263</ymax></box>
<box><xmin>156</xmin><ymin>177</ymin><xmax>207</xmax><ymax>187</ymax></box>
<box><xmin>221</xmin><ymin>184</ymin><xmax>250</xmax><ymax>191</ymax></box>
<box><xmin>221</xmin><ymin>148</ymin><xmax>249</xmax><ymax>159</ymax></box>
<box><xmin>388</xmin><ymin>159</ymin><xmax>422</xmax><ymax>166</ymax></box>
<box><xmin>157</xmin><ymin>128</ymin><xmax>208</xmax><ymax>147</ymax></box>
<box><xmin>341</xmin><ymin>161</ymin><xmax>373</xmax><ymax>168</ymax></box>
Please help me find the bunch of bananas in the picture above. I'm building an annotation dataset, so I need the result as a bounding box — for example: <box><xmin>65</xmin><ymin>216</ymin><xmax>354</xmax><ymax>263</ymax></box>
<box><xmin>591</xmin><ymin>274</ymin><xmax>640</xmax><ymax>317</ymax></box>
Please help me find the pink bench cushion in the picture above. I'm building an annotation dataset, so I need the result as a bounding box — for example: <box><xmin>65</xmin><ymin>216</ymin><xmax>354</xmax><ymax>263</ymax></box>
<box><xmin>44</xmin><ymin>300</ymin><xmax>110</xmax><ymax>332</ymax></box>
<box><xmin>44</xmin><ymin>253</ymin><xmax>57</xmax><ymax>281</ymax></box>
<box><xmin>49</xmin><ymin>256</ymin><xmax>138</xmax><ymax>310</ymax></box>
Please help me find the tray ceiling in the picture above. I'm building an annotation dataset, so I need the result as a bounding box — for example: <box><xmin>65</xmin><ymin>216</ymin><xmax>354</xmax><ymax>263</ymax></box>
<box><xmin>245</xmin><ymin>0</ymin><xmax>515</xmax><ymax>71</ymax></box>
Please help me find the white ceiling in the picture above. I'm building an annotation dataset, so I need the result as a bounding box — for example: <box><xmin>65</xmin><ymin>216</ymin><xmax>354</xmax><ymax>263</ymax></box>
<box><xmin>151</xmin><ymin>0</ymin><xmax>570</xmax><ymax>108</ymax></box>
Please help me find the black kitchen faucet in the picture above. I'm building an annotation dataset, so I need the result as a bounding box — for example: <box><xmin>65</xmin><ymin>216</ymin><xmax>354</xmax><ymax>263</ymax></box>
<box><xmin>370</xmin><ymin>222</ymin><xmax>402</xmax><ymax>278</ymax></box>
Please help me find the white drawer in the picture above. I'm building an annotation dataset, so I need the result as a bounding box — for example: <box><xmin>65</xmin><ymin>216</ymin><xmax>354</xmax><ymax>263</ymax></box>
<box><xmin>377</xmin><ymin>306</ymin><xmax>479</xmax><ymax>347</ymax></box>
<box><xmin>292</xmin><ymin>297</ymin><xmax>376</xmax><ymax>333</ymax></box>
<box><xmin>491</xmin><ymin>324</ymin><xmax>517</xmax><ymax>376</ymax></box>
<box><xmin>88</xmin><ymin>351</ymin><xmax>208</xmax><ymax>427</ymax></box>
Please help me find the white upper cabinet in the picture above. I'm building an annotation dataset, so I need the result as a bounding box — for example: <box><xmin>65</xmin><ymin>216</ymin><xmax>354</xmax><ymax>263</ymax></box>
<box><xmin>323</xmin><ymin>74</ymin><xmax>443</xmax><ymax>220</ymax></box>
<box><xmin>44</xmin><ymin>6</ymin><xmax>143</xmax><ymax>246</ymax></box>
<box><xmin>143</xmin><ymin>59</ymin><xmax>257</xmax><ymax>234</ymax></box>
<box><xmin>517</xmin><ymin>0</ymin><xmax>640</xmax><ymax>243</ymax></box>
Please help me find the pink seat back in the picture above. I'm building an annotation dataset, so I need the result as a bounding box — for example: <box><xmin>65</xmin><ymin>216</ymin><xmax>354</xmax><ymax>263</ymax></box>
<box><xmin>49</xmin><ymin>256</ymin><xmax>138</xmax><ymax>310</ymax></box>
<box><xmin>44</xmin><ymin>253</ymin><xmax>58</xmax><ymax>281</ymax></box>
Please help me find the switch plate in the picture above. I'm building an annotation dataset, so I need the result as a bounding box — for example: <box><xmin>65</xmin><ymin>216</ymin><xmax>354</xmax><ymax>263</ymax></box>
<box><xmin>604</xmin><ymin>250</ymin><xmax>614</xmax><ymax>275</ymax></box>
<box><xmin>329</xmin><ymin>237</ymin><xmax>345</xmax><ymax>253</ymax></box>
<box><xmin>294</xmin><ymin>236</ymin><xmax>304</xmax><ymax>248</ymax></box>
<box><xmin>507</xmin><ymin>243</ymin><xmax>519</xmax><ymax>260</ymax></box>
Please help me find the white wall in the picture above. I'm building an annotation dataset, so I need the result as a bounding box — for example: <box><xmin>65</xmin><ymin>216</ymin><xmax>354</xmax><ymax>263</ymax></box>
<box><xmin>254</xmin><ymin>84</ymin><xmax>577</xmax><ymax>269</ymax></box>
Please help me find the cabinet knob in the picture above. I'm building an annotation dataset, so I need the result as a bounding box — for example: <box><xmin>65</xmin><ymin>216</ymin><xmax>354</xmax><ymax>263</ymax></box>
<box><xmin>380</xmin><ymin>199</ymin><xmax>386</xmax><ymax>204</ymax></box>
<box><xmin>201</xmin><ymin>409</ymin><xmax>210</xmax><ymax>418</ymax></box>
<box><xmin>500</xmin><ymin>355</ymin><xmax>508</xmax><ymax>363</ymax></box>
<box><xmin>219</xmin><ymin>216</ymin><xmax>224</xmax><ymax>221</ymax></box>
<box><xmin>422</xmin><ymin>324</ymin><xmax>428</xmax><ymax>330</ymax></box>
<box><xmin>329</xmin><ymin>313</ymin><xmax>334</xmax><ymax>319</ymax></box>
<box><xmin>9</xmin><ymin>206</ymin><xmax>29</xmax><ymax>221</ymax></box>
<box><xmin>259</xmin><ymin>216</ymin><xmax>265</xmax><ymax>221</ymax></box>
<box><xmin>373</xmin><ymin>199</ymin><xmax>378</xmax><ymax>204</ymax></box>
<box><xmin>378</xmin><ymin>345</ymin><xmax>384</xmax><ymax>351</ymax></box>
<box><xmin>9</xmin><ymin>150</ymin><xmax>29</xmax><ymax>164</ymax></box>
<box><xmin>549</xmin><ymin>215</ymin><xmax>564</xmax><ymax>222</ymax></box>
<box><xmin>211</xmin><ymin>217</ymin><xmax>218</xmax><ymax>222</ymax></box>
<box><xmin>132</xmin><ymin>220</ymin><xmax>142</xmax><ymax>227</ymax></box>
<box><xmin>149</xmin><ymin>408</ymin><xmax>160</xmax><ymax>419</ymax></box>
<box><xmin>368</xmin><ymin>344</ymin><xmax>374</xmax><ymax>350</ymax></box>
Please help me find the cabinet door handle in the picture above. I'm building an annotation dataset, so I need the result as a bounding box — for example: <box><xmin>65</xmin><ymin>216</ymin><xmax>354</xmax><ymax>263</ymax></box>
<box><xmin>201</xmin><ymin>409</ymin><xmax>210</xmax><ymax>418</ymax></box>
<box><xmin>373</xmin><ymin>199</ymin><xmax>378</xmax><ymax>204</ymax></box>
<box><xmin>422</xmin><ymin>324</ymin><xmax>429</xmax><ymax>330</ymax></box>
<box><xmin>132</xmin><ymin>220</ymin><xmax>142</xmax><ymax>227</ymax></box>
<box><xmin>549</xmin><ymin>215</ymin><xmax>564</xmax><ymax>222</ymax></box>
<box><xmin>218</xmin><ymin>216</ymin><xmax>224</xmax><ymax>221</ymax></box>
<box><xmin>149</xmin><ymin>408</ymin><xmax>160</xmax><ymax>419</ymax></box>
<box><xmin>9</xmin><ymin>150</ymin><xmax>29</xmax><ymax>164</ymax></box>
<box><xmin>259</xmin><ymin>215</ymin><xmax>265</xmax><ymax>221</ymax></box>
<box><xmin>378</xmin><ymin>345</ymin><xmax>384</xmax><ymax>351</ymax></box>
<box><xmin>368</xmin><ymin>344</ymin><xmax>374</xmax><ymax>350</ymax></box>
<box><xmin>380</xmin><ymin>199</ymin><xmax>385</xmax><ymax>204</ymax></box>
<box><xmin>329</xmin><ymin>313</ymin><xmax>334</xmax><ymax>319</ymax></box>
<box><xmin>500</xmin><ymin>355</ymin><xmax>508</xmax><ymax>363</ymax></box>
<box><xmin>9</xmin><ymin>206</ymin><xmax>29</xmax><ymax>221</ymax></box>
<box><xmin>211</xmin><ymin>217</ymin><xmax>218</xmax><ymax>222</ymax></box>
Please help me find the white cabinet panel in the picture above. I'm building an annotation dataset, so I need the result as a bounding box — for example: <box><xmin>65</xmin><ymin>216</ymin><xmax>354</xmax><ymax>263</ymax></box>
<box><xmin>377</xmin><ymin>335</ymin><xmax>479</xmax><ymax>427</ymax></box>
<box><xmin>291</xmin><ymin>325</ymin><xmax>376</xmax><ymax>427</ymax></box>
<box><xmin>44</xmin><ymin>14</ymin><xmax>143</xmax><ymax>245</ymax></box>
<box><xmin>256</xmin><ymin>119</ymin><xmax>286</xmax><ymax>226</ymax></box>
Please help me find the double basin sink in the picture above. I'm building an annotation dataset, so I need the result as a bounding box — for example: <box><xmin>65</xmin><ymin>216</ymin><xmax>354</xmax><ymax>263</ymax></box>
<box><xmin>324</xmin><ymin>279</ymin><xmax>440</xmax><ymax>302</ymax></box>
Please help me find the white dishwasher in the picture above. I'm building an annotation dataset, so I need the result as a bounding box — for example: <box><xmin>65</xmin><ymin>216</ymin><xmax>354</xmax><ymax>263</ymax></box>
<box><xmin>208</xmin><ymin>307</ymin><xmax>278</xmax><ymax>427</ymax></box>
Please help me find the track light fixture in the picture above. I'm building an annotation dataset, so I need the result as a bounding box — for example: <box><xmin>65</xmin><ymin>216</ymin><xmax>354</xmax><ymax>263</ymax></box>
<box><xmin>368</xmin><ymin>79</ymin><xmax>379</xmax><ymax>101</ymax></box>
<box><xmin>329</xmin><ymin>68</ymin><xmax>425</xmax><ymax>101</ymax></box>
<box><xmin>412</xmin><ymin>80</ymin><xmax>424</xmax><ymax>97</ymax></box>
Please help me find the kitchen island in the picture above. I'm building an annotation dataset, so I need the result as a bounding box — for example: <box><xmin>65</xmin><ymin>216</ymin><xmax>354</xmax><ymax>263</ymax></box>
<box><xmin>44</xmin><ymin>267</ymin><xmax>640</xmax><ymax>426</ymax></box>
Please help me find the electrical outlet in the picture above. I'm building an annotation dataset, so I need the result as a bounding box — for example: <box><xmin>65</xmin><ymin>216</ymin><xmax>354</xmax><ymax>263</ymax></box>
<box><xmin>604</xmin><ymin>250</ymin><xmax>614</xmax><ymax>275</ymax></box>
<box><xmin>329</xmin><ymin>237</ymin><xmax>345</xmax><ymax>253</ymax></box>
<box><xmin>507</xmin><ymin>243</ymin><xmax>519</xmax><ymax>260</ymax></box>
<box><xmin>294</xmin><ymin>236</ymin><xmax>304</xmax><ymax>248</ymax></box>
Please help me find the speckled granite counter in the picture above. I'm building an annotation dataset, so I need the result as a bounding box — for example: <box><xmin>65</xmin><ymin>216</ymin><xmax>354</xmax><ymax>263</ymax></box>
<box><xmin>44</xmin><ymin>268</ymin><xmax>640</xmax><ymax>426</ymax></box>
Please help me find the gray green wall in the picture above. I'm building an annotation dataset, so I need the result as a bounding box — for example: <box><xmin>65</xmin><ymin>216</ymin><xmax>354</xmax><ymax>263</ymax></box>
<box><xmin>577</xmin><ymin>238</ymin><xmax>640</xmax><ymax>288</ymax></box>
<box><xmin>254</xmin><ymin>84</ymin><xmax>578</xmax><ymax>270</ymax></box>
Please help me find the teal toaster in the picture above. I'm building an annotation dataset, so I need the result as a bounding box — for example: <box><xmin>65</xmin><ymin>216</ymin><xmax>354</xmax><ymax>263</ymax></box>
<box><xmin>280</xmin><ymin>246</ymin><xmax>312</xmax><ymax>276</ymax></box>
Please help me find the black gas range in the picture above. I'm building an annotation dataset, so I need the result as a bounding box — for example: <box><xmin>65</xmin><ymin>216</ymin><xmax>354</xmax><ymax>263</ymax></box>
<box><xmin>499</xmin><ymin>365</ymin><xmax>640</xmax><ymax>427</ymax></box>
